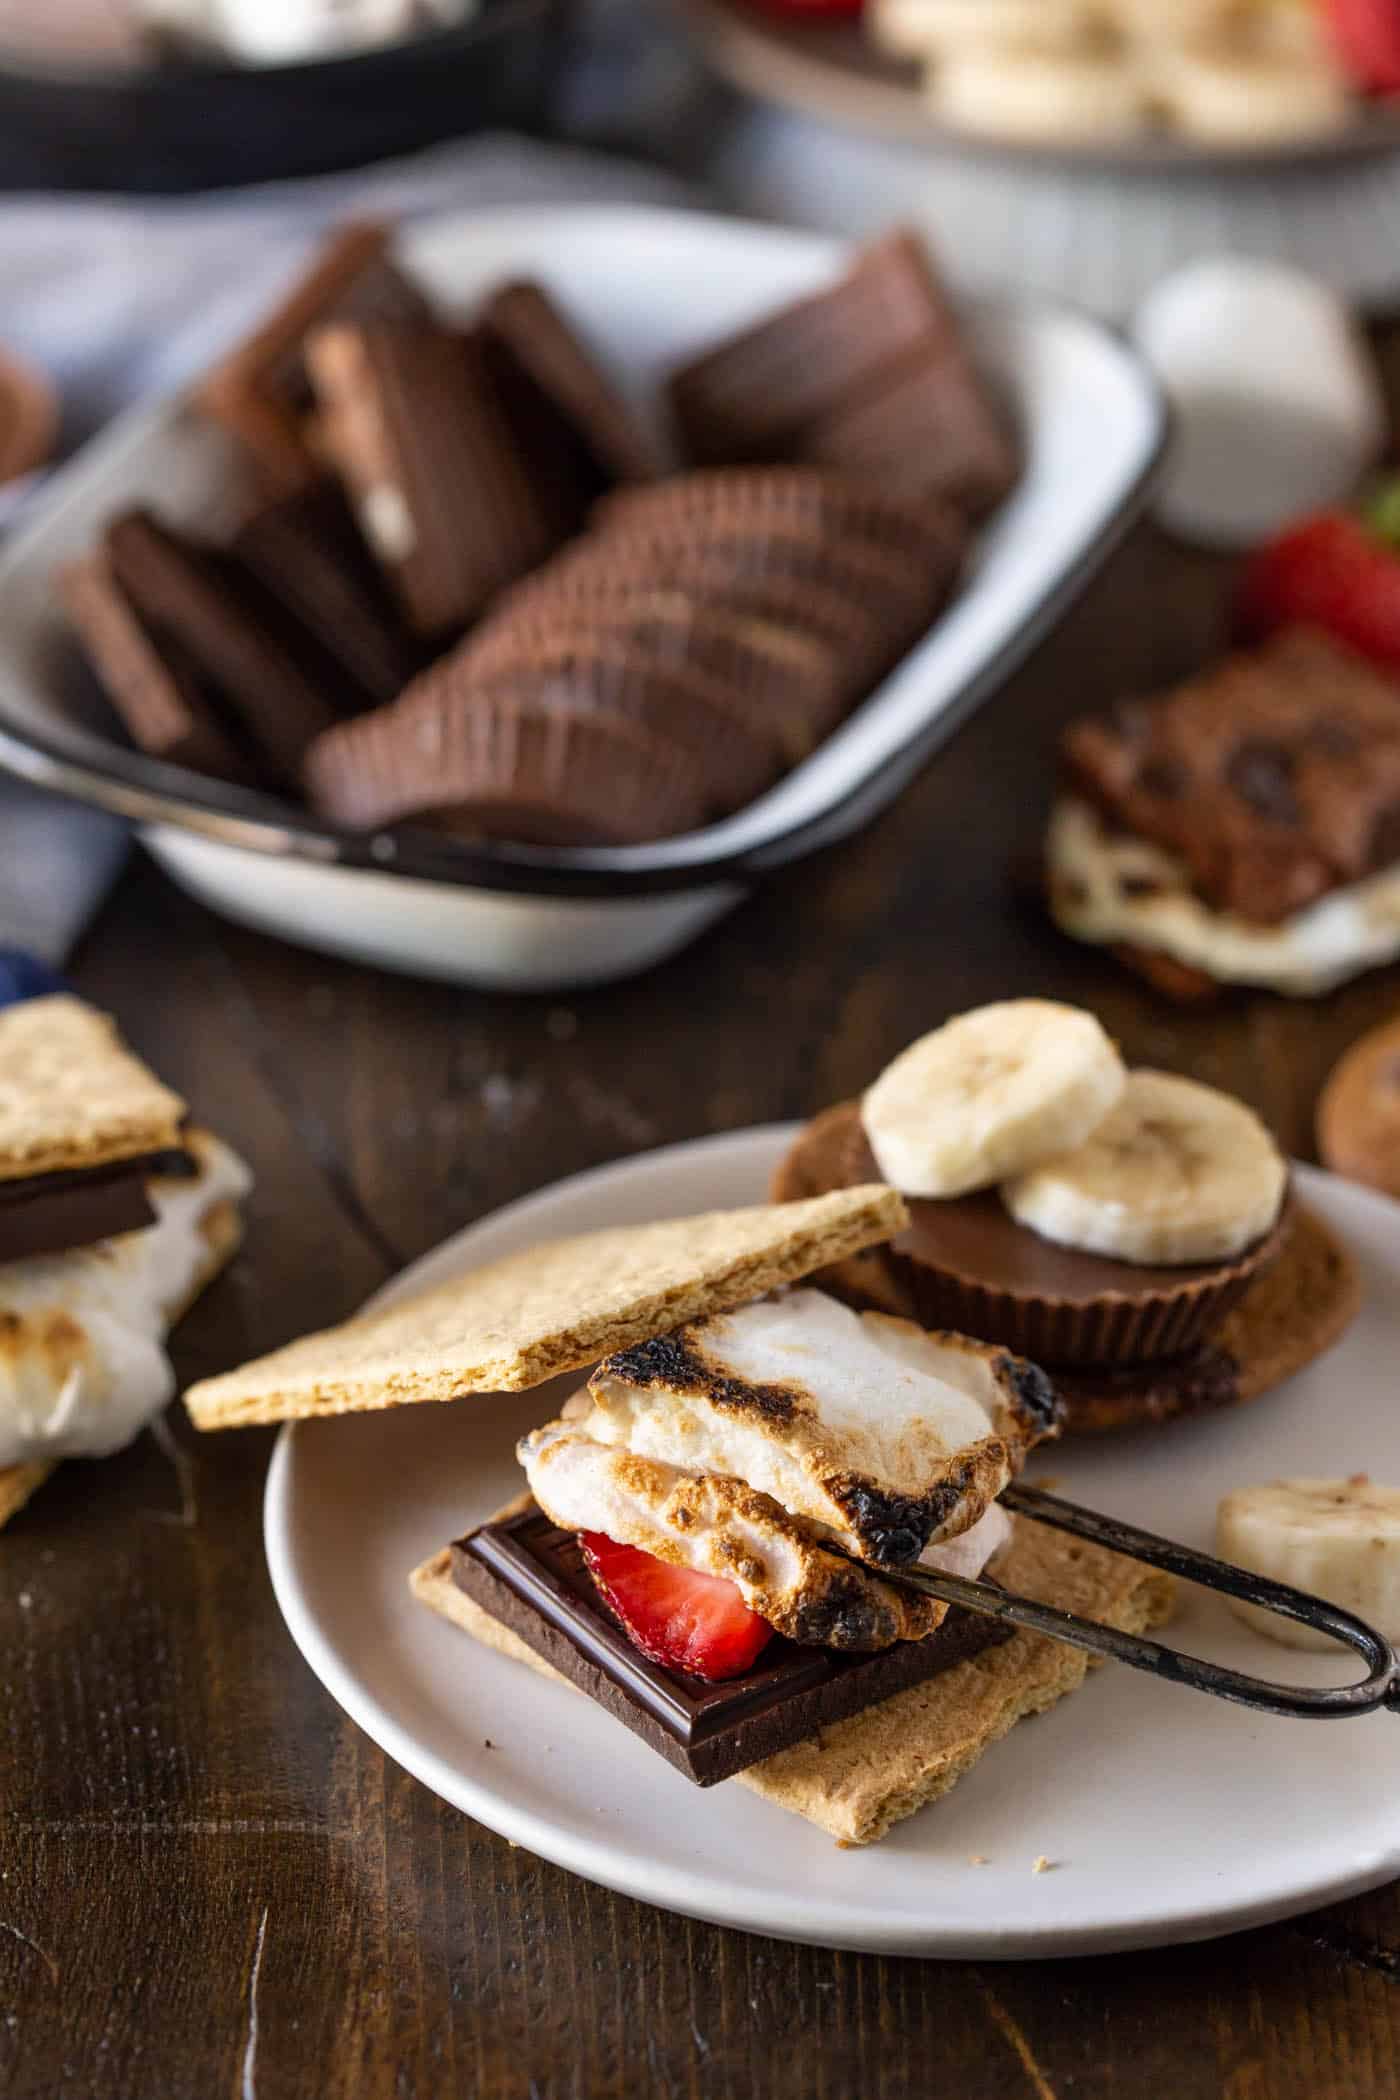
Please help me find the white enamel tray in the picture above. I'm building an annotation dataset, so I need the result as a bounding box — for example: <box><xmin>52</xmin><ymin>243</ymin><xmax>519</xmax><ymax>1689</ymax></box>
<box><xmin>0</xmin><ymin>207</ymin><xmax>1164</xmax><ymax>989</ymax></box>
<box><xmin>264</xmin><ymin>1126</ymin><xmax>1400</xmax><ymax>1957</ymax></box>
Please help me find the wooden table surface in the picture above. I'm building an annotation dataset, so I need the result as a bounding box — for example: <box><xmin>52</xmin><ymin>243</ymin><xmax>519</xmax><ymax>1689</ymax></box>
<box><xmin>5</xmin><ymin>511</ymin><xmax>1400</xmax><ymax>2099</ymax></box>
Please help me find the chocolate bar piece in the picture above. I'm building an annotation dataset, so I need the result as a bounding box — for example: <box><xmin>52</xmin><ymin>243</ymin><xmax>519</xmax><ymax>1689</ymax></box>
<box><xmin>61</xmin><ymin>553</ymin><xmax>258</xmax><ymax>787</ymax></box>
<box><xmin>230</xmin><ymin>480</ymin><xmax>422</xmax><ymax>710</ymax></box>
<box><xmin>198</xmin><ymin>221</ymin><xmax>434</xmax><ymax>496</ymax></box>
<box><xmin>481</xmin><ymin>280</ymin><xmax>662</xmax><ymax>493</ymax></box>
<box><xmin>450</xmin><ymin>1506</ymin><xmax>1012</xmax><ymax>1786</ymax></box>
<box><xmin>0</xmin><ymin>1147</ymin><xmax>193</xmax><ymax>1265</ymax></box>
<box><xmin>105</xmin><ymin>510</ymin><xmax>341</xmax><ymax>792</ymax></box>
<box><xmin>1062</xmin><ymin>628</ymin><xmax>1400</xmax><ymax>925</ymax></box>
<box><xmin>307</xmin><ymin>318</ymin><xmax>561</xmax><ymax>637</ymax></box>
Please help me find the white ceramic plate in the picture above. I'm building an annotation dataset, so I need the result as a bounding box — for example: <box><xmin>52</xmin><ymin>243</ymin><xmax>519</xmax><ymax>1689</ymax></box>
<box><xmin>264</xmin><ymin>1127</ymin><xmax>1400</xmax><ymax>1957</ymax></box>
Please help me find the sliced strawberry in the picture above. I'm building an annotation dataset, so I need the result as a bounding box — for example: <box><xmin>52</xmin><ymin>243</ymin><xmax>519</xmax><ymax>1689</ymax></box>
<box><xmin>1236</xmin><ymin>509</ymin><xmax>1400</xmax><ymax>672</ymax></box>
<box><xmin>579</xmin><ymin>1531</ymin><xmax>775</xmax><ymax>1681</ymax></box>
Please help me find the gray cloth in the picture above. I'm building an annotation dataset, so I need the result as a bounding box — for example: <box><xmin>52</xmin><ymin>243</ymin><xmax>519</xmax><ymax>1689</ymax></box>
<box><xmin>0</xmin><ymin>133</ymin><xmax>697</xmax><ymax>963</ymax></box>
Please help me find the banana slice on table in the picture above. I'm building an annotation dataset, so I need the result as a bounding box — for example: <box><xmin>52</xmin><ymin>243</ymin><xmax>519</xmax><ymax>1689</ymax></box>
<box><xmin>871</xmin><ymin>0</ymin><xmax>1093</xmax><ymax>59</ymax></box>
<box><xmin>1218</xmin><ymin>1479</ymin><xmax>1400</xmax><ymax>1651</ymax></box>
<box><xmin>1002</xmin><ymin>1069</ymin><xmax>1286</xmax><ymax>1264</ymax></box>
<box><xmin>1152</xmin><ymin>41</ymin><xmax>1351</xmax><ymax>145</ymax></box>
<box><xmin>931</xmin><ymin>46</ymin><xmax>1148</xmax><ymax>143</ymax></box>
<box><xmin>862</xmin><ymin>999</ymin><xmax>1125</xmax><ymax>1199</ymax></box>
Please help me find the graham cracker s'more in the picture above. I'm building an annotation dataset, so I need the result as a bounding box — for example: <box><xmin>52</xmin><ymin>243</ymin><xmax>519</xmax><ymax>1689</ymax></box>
<box><xmin>0</xmin><ymin>997</ymin><xmax>250</xmax><ymax>1530</ymax></box>
<box><xmin>186</xmin><ymin>1181</ymin><xmax>1177</xmax><ymax>1845</ymax></box>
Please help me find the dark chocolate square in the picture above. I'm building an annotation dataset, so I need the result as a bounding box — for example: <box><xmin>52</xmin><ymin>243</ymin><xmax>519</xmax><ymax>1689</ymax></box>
<box><xmin>450</xmin><ymin>1505</ymin><xmax>1011</xmax><ymax>1787</ymax></box>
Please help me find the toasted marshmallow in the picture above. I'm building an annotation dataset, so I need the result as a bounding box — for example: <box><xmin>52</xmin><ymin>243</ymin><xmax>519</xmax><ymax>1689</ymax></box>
<box><xmin>0</xmin><ymin>1131</ymin><xmax>250</xmax><ymax>1468</ymax></box>
<box><xmin>1048</xmin><ymin>796</ymin><xmax>1400</xmax><ymax>996</ymax></box>
<box><xmin>585</xmin><ymin>1288</ymin><xmax>1057</xmax><ymax>1563</ymax></box>
<box><xmin>521</xmin><ymin>1419</ymin><xmax>1013</xmax><ymax>1650</ymax></box>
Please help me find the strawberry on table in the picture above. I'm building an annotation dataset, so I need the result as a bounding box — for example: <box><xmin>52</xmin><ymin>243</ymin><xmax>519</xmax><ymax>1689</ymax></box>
<box><xmin>580</xmin><ymin>1531</ymin><xmax>775</xmax><ymax>1681</ymax></box>
<box><xmin>1237</xmin><ymin>494</ymin><xmax>1400</xmax><ymax>674</ymax></box>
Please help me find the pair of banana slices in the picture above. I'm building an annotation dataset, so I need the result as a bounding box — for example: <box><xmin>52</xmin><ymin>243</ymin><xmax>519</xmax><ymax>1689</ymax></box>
<box><xmin>872</xmin><ymin>0</ymin><xmax>1353</xmax><ymax>148</ymax></box>
<box><xmin>862</xmin><ymin>998</ymin><xmax>1287</xmax><ymax>1265</ymax></box>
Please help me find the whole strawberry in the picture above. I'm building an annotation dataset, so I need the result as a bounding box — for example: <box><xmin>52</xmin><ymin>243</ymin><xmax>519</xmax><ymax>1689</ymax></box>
<box><xmin>1322</xmin><ymin>0</ymin><xmax>1400</xmax><ymax>94</ymax></box>
<box><xmin>1237</xmin><ymin>494</ymin><xmax>1400</xmax><ymax>672</ymax></box>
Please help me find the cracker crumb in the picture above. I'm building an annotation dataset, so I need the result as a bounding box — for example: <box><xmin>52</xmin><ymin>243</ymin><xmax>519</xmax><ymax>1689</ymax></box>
<box><xmin>1032</xmin><ymin>1855</ymin><xmax>1054</xmax><ymax>1874</ymax></box>
<box><xmin>968</xmin><ymin>1854</ymin><xmax>989</xmax><ymax>1866</ymax></box>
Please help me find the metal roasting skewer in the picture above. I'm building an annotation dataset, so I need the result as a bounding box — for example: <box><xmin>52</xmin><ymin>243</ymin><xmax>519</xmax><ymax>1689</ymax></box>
<box><xmin>850</xmin><ymin>1484</ymin><xmax>1400</xmax><ymax>1721</ymax></box>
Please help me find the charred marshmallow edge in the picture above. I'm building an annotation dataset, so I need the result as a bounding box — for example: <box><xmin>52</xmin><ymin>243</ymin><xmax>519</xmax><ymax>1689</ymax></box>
<box><xmin>520</xmin><ymin>1419</ymin><xmax>1015</xmax><ymax>1651</ymax></box>
<box><xmin>520</xmin><ymin>1287</ymin><xmax>1057</xmax><ymax>1654</ymax></box>
<box><xmin>580</xmin><ymin>1288</ymin><xmax>1057</xmax><ymax>1563</ymax></box>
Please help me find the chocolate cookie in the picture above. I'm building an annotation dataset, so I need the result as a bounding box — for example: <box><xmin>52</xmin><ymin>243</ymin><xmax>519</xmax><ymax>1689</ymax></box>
<box><xmin>60</xmin><ymin>552</ymin><xmax>257</xmax><ymax>787</ymax></box>
<box><xmin>307</xmin><ymin>318</ymin><xmax>560</xmax><ymax>636</ymax></box>
<box><xmin>198</xmin><ymin>221</ymin><xmax>433</xmax><ymax>495</ymax></box>
<box><xmin>104</xmin><ymin>511</ymin><xmax>339</xmax><ymax>790</ymax></box>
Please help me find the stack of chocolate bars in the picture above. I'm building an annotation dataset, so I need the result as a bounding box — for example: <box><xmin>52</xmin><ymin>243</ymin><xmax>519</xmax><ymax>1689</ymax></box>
<box><xmin>61</xmin><ymin>221</ymin><xmax>1019</xmax><ymax>851</ymax></box>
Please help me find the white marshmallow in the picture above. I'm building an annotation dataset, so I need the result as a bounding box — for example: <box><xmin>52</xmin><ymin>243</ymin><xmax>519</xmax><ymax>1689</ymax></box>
<box><xmin>0</xmin><ymin>1133</ymin><xmax>250</xmax><ymax>1467</ymax></box>
<box><xmin>1048</xmin><ymin>796</ymin><xmax>1400</xmax><ymax>997</ymax></box>
<box><xmin>1134</xmin><ymin>258</ymin><xmax>1384</xmax><ymax>551</ymax></box>
<box><xmin>585</xmin><ymin>1288</ymin><xmax>1045</xmax><ymax>1555</ymax></box>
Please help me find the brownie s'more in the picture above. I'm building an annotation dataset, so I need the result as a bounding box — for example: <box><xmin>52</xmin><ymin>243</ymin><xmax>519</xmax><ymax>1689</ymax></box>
<box><xmin>0</xmin><ymin>997</ymin><xmax>250</xmax><ymax>1530</ymax></box>
<box><xmin>1047</xmin><ymin>628</ymin><xmax>1400</xmax><ymax>999</ymax></box>
<box><xmin>186</xmin><ymin>1186</ymin><xmax>1174</xmax><ymax>1845</ymax></box>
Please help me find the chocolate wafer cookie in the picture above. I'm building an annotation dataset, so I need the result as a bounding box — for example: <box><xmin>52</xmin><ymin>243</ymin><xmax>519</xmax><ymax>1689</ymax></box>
<box><xmin>669</xmin><ymin>230</ymin><xmax>956</xmax><ymax>465</ymax></box>
<box><xmin>105</xmin><ymin>510</ymin><xmax>339</xmax><ymax>791</ymax></box>
<box><xmin>231</xmin><ymin>480</ymin><xmax>422</xmax><ymax>710</ymax></box>
<box><xmin>198</xmin><ymin>221</ymin><xmax>433</xmax><ymax>495</ymax></box>
<box><xmin>305</xmin><ymin>692</ymin><xmax>712</xmax><ymax>846</ymax></box>
<box><xmin>60</xmin><ymin>553</ymin><xmax>257</xmax><ymax>787</ymax></box>
<box><xmin>308</xmin><ymin>318</ymin><xmax>561</xmax><ymax>636</ymax></box>
<box><xmin>481</xmin><ymin>280</ymin><xmax>662</xmax><ymax>490</ymax></box>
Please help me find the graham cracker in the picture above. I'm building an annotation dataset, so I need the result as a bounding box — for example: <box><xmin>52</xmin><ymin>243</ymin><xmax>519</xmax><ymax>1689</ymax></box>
<box><xmin>411</xmin><ymin>1512</ymin><xmax>1175</xmax><ymax>1846</ymax></box>
<box><xmin>771</xmin><ymin>1104</ymin><xmax>1361</xmax><ymax>1433</ymax></box>
<box><xmin>0</xmin><ymin>996</ymin><xmax>185</xmax><ymax>1182</ymax></box>
<box><xmin>0</xmin><ymin>1181</ymin><xmax>243</xmax><ymax>1534</ymax></box>
<box><xmin>184</xmin><ymin>1185</ymin><xmax>907</xmax><ymax>1433</ymax></box>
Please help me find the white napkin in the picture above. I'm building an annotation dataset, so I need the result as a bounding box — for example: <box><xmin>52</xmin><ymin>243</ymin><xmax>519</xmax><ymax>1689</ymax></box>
<box><xmin>0</xmin><ymin>134</ymin><xmax>696</xmax><ymax>965</ymax></box>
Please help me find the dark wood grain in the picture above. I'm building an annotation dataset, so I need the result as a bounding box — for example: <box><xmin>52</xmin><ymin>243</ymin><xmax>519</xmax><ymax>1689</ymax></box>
<box><xmin>5</xmin><ymin>499</ymin><xmax>1400</xmax><ymax>2099</ymax></box>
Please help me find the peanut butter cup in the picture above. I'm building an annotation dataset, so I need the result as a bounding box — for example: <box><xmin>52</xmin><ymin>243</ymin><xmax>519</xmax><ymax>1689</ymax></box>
<box><xmin>770</xmin><ymin>1098</ymin><xmax>1353</xmax><ymax>1434</ymax></box>
<box><xmin>843</xmin><ymin>1117</ymin><xmax>1289</xmax><ymax>1369</ymax></box>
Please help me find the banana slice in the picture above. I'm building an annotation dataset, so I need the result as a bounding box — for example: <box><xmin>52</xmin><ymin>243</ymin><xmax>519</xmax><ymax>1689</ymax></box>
<box><xmin>870</xmin><ymin>0</ymin><xmax>1094</xmax><ymax>59</ymax></box>
<box><xmin>862</xmin><ymin>1000</ymin><xmax>1125</xmax><ymax>1199</ymax></box>
<box><xmin>931</xmin><ymin>46</ymin><xmax>1148</xmax><ymax>143</ymax></box>
<box><xmin>1153</xmin><ymin>41</ymin><xmax>1351</xmax><ymax>145</ymax></box>
<box><xmin>1217</xmin><ymin>1478</ymin><xmax>1400</xmax><ymax>1651</ymax></box>
<box><xmin>1003</xmin><ymin>1069</ymin><xmax>1286</xmax><ymax>1264</ymax></box>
